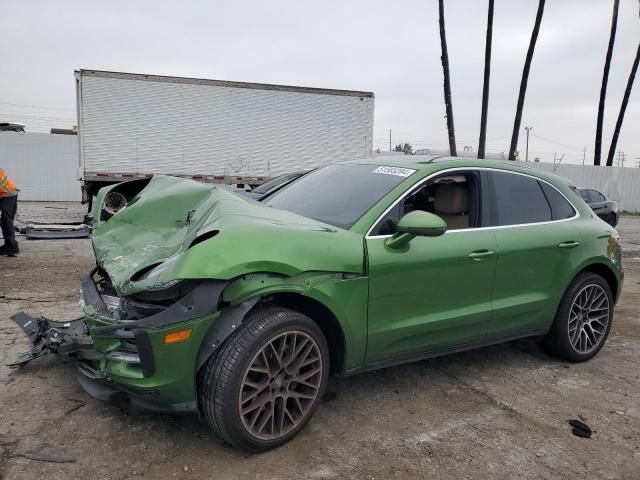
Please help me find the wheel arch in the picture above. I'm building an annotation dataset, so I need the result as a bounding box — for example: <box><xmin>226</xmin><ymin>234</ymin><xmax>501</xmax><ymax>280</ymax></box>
<box><xmin>546</xmin><ymin>260</ymin><xmax>620</xmax><ymax>334</ymax></box>
<box><xmin>268</xmin><ymin>292</ymin><xmax>346</xmax><ymax>375</ymax></box>
<box><xmin>578</xmin><ymin>262</ymin><xmax>619</xmax><ymax>300</ymax></box>
<box><xmin>197</xmin><ymin>292</ymin><xmax>348</xmax><ymax>375</ymax></box>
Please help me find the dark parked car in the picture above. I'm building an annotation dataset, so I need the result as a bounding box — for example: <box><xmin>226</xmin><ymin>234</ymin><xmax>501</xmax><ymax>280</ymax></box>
<box><xmin>577</xmin><ymin>188</ymin><xmax>619</xmax><ymax>227</ymax></box>
<box><xmin>238</xmin><ymin>171</ymin><xmax>307</xmax><ymax>201</ymax></box>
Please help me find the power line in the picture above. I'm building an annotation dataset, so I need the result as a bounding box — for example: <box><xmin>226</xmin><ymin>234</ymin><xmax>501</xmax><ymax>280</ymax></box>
<box><xmin>529</xmin><ymin>133</ymin><xmax>584</xmax><ymax>150</ymax></box>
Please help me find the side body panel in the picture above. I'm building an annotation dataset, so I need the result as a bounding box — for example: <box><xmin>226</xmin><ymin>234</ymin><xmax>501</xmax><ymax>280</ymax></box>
<box><xmin>488</xmin><ymin>174</ymin><xmax>622</xmax><ymax>336</ymax></box>
<box><xmin>489</xmin><ymin>221</ymin><xmax>584</xmax><ymax>336</ymax></box>
<box><xmin>365</xmin><ymin>230</ymin><xmax>497</xmax><ymax>363</ymax></box>
<box><xmin>221</xmin><ymin>273</ymin><xmax>370</xmax><ymax>370</ymax></box>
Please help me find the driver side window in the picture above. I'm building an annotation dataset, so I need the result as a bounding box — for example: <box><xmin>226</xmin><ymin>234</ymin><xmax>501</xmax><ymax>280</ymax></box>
<box><xmin>371</xmin><ymin>171</ymin><xmax>482</xmax><ymax>236</ymax></box>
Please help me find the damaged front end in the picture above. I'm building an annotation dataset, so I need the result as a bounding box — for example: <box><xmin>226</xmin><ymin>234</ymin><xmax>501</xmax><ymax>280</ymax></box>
<box><xmin>10</xmin><ymin>268</ymin><xmax>227</xmax><ymax>413</ymax></box>
<box><xmin>9</xmin><ymin>174</ymin><xmax>363</xmax><ymax>413</ymax></box>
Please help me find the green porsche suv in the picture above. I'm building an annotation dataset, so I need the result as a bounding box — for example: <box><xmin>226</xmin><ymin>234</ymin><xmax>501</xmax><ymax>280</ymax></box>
<box><xmin>11</xmin><ymin>156</ymin><xmax>623</xmax><ymax>452</ymax></box>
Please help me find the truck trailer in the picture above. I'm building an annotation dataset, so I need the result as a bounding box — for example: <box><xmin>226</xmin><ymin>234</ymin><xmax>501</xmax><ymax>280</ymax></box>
<box><xmin>75</xmin><ymin>69</ymin><xmax>375</xmax><ymax>206</ymax></box>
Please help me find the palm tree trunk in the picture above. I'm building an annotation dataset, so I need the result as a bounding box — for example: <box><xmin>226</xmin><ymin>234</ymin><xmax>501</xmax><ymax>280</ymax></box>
<box><xmin>438</xmin><ymin>0</ymin><xmax>457</xmax><ymax>157</ymax></box>
<box><xmin>594</xmin><ymin>0</ymin><xmax>620</xmax><ymax>166</ymax></box>
<box><xmin>508</xmin><ymin>0</ymin><xmax>546</xmax><ymax>160</ymax></box>
<box><xmin>478</xmin><ymin>0</ymin><xmax>494</xmax><ymax>159</ymax></box>
<box><xmin>606</xmin><ymin>42</ymin><xmax>640</xmax><ymax>166</ymax></box>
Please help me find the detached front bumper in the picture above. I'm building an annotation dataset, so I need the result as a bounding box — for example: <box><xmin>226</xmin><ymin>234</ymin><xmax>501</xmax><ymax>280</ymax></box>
<box><xmin>10</xmin><ymin>270</ymin><xmax>226</xmax><ymax>413</ymax></box>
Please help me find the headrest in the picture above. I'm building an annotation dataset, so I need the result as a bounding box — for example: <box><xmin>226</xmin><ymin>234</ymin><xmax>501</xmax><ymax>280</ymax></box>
<box><xmin>434</xmin><ymin>183</ymin><xmax>468</xmax><ymax>214</ymax></box>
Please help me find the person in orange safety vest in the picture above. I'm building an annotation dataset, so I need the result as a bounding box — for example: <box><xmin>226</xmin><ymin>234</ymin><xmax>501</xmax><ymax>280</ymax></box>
<box><xmin>0</xmin><ymin>168</ymin><xmax>19</xmax><ymax>256</ymax></box>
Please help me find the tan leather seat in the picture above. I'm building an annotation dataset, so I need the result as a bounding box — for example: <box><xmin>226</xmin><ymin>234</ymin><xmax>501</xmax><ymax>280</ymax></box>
<box><xmin>434</xmin><ymin>183</ymin><xmax>469</xmax><ymax>229</ymax></box>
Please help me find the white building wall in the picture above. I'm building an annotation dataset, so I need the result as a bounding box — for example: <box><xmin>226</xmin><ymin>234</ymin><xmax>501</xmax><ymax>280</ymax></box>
<box><xmin>526</xmin><ymin>162</ymin><xmax>640</xmax><ymax>212</ymax></box>
<box><xmin>0</xmin><ymin>132</ymin><xmax>80</xmax><ymax>201</ymax></box>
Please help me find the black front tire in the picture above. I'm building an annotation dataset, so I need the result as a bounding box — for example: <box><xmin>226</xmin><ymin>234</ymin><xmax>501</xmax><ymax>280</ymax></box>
<box><xmin>607</xmin><ymin>213</ymin><xmax>618</xmax><ymax>227</ymax></box>
<box><xmin>198</xmin><ymin>306</ymin><xmax>330</xmax><ymax>452</ymax></box>
<box><xmin>542</xmin><ymin>272</ymin><xmax>614</xmax><ymax>362</ymax></box>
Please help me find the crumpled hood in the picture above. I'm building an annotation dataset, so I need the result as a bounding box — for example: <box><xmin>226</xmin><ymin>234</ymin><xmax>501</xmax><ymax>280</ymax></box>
<box><xmin>92</xmin><ymin>176</ymin><xmax>364</xmax><ymax>296</ymax></box>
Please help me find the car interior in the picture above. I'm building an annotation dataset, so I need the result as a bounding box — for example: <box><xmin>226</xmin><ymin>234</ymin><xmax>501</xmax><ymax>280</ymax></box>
<box><xmin>374</xmin><ymin>172</ymin><xmax>480</xmax><ymax>235</ymax></box>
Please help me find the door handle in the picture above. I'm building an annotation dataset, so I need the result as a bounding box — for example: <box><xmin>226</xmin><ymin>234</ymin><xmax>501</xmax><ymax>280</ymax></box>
<box><xmin>558</xmin><ymin>241</ymin><xmax>581</xmax><ymax>249</ymax></box>
<box><xmin>468</xmin><ymin>249</ymin><xmax>495</xmax><ymax>260</ymax></box>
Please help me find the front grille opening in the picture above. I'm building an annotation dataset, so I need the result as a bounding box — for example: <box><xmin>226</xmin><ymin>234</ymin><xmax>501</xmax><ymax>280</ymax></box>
<box><xmin>119</xmin><ymin>338</ymin><xmax>138</xmax><ymax>352</ymax></box>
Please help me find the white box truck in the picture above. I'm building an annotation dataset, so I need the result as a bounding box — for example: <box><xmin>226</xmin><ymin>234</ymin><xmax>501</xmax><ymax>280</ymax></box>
<box><xmin>75</xmin><ymin>69</ymin><xmax>375</xmax><ymax>205</ymax></box>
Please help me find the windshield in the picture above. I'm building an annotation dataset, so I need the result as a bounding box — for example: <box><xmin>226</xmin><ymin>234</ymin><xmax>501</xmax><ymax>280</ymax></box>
<box><xmin>252</xmin><ymin>173</ymin><xmax>301</xmax><ymax>195</ymax></box>
<box><xmin>265</xmin><ymin>164</ymin><xmax>416</xmax><ymax>229</ymax></box>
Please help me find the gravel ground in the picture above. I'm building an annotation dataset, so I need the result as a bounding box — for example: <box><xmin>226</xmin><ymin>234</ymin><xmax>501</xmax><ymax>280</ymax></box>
<box><xmin>1</xmin><ymin>203</ymin><xmax>639</xmax><ymax>479</ymax></box>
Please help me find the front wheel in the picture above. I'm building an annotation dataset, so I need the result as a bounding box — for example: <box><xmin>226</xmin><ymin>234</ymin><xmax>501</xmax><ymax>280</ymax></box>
<box><xmin>604</xmin><ymin>213</ymin><xmax>618</xmax><ymax>227</ymax></box>
<box><xmin>542</xmin><ymin>272</ymin><xmax>614</xmax><ymax>362</ymax></box>
<box><xmin>198</xmin><ymin>307</ymin><xmax>329</xmax><ymax>452</ymax></box>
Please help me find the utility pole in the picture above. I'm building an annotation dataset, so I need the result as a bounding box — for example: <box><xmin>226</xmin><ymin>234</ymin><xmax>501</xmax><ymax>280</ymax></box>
<box><xmin>553</xmin><ymin>152</ymin><xmax>565</xmax><ymax>172</ymax></box>
<box><xmin>583</xmin><ymin>146</ymin><xmax>586</xmax><ymax>165</ymax></box>
<box><xmin>389</xmin><ymin>129</ymin><xmax>392</xmax><ymax>152</ymax></box>
<box><xmin>524</xmin><ymin>126</ymin><xmax>532</xmax><ymax>162</ymax></box>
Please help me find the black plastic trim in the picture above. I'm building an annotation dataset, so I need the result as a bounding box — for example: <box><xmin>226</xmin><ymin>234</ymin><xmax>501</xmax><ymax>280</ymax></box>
<box><xmin>342</xmin><ymin>328</ymin><xmax>549</xmax><ymax>377</ymax></box>
<box><xmin>75</xmin><ymin>370</ymin><xmax>197</xmax><ymax>413</ymax></box>
<box><xmin>91</xmin><ymin>280</ymin><xmax>228</xmax><ymax>334</ymax></box>
<box><xmin>133</xmin><ymin>330</ymin><xmax>155</xmax><ymax>377</ymax></box>
<box><xmin>81</xmin><ymin>273</ymin><xmax>109</xmax><ymax>316</ymax></box>
<box><xmin>195</xmin><ymin>297</ymin><xmax>260</xmax><ymax>370</ymax></box>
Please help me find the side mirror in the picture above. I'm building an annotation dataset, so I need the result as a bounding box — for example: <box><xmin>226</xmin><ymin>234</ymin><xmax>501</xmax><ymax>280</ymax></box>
<box><xmin>385</xmin><ymin>211</ymin><xmax>447</xmax><ymax>249</ymax></box>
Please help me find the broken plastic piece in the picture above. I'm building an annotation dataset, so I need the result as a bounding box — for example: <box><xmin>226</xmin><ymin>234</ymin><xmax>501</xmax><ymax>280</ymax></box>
<box><xmin>568</xmin><ymin>419</ymin><xmax>593</xmax><ymax>438</ymax></box>
<box><xmin>7</xmin><ymin>312</ymin><xmax>92</xmax><ymax>368</ymax></box>
<box><xmin>25</xmin><ymin>224</ymin><xmax>91</xmax><ymax>240</ymax></box>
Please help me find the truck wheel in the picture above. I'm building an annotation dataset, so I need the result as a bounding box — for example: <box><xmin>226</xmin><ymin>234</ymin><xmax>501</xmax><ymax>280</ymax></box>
<box><xmin>198</xmin><ymin>306</ymin><xmax>329</xmax><ymax>452</ymax></box>
<box><xmin>541</xmin><ymin>272</ymin><xmax>613</xmax><ymax>362</ymax></box>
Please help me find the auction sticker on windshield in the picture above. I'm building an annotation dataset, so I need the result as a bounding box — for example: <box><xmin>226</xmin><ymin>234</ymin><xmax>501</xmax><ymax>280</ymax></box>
<box><xmin>372</xmin><ymin>166</ymin><xmax>416</xmax><ymax>177</ymax></box>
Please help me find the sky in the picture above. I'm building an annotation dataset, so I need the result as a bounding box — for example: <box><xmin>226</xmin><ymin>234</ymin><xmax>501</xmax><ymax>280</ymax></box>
<box><xmin>1</xmin><ymin>0</ymin><xmax>639</xmax><ymax>165</ymax></box>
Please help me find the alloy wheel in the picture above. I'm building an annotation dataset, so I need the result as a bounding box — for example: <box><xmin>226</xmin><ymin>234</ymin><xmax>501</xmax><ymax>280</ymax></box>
<box><xmin>239</xmin><ymin>330</ymin><xmax>323</xmax><ymax>440</ymax></box>
<box><xmin>568</xmin><ymin>284</ymin><xmax>610</xmax><ymax>354</ymax></box>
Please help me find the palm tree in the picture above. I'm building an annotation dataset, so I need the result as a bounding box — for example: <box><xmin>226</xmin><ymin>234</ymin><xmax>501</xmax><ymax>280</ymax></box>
<box><xmin>438</xmin><ymin>0</ymin><xmax>456</xmax><ymax>156</ymax></box>
<box><xmin>508</xmin><ymin>0</ymin><xmax>546</xmax><ymax>160</ymax></box>
<box><xmin>477</xmin><ymin>0</ymin><xmax>495</xmax><ymax>159</ymax></box>
<box><xmin>594</xmin><ymin>0</ymin><xmax>620</xmax><ymax>166</ymax></box>
<box><xmin>606</xmin><ymin>42</ymin><xmax>640</xmax><ymax>166</ymax></box>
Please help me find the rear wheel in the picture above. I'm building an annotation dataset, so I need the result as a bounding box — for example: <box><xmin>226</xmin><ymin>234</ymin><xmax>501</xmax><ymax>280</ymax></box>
<box><xmin>542</xmin><ymin>272</ymin><xmax>613</xmax><ymax>362</ymax></box>
<box><xmin>198</xmin><ymin>307</ymin><xmax>329</xmax><ymax>452</ymax></box>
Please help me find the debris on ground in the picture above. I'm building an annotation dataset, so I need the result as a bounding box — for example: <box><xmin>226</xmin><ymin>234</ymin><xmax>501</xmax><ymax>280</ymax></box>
<box><xmin>24</xmin><ymin>224</ymin><xmax>90</xmax><ymax>240</ymax></box>
<box><xmin>64</xmin><ymin>400</ymin><xmax>87</xmax><ymax>415</ymax></box>
<box><xmin>10</xmin><ymin>452</ymin><xmax>76</xmax><ymax>464</ymax></box>
<box><xmin>568</xmin><ymin>419</ymin><xmax>593</xmax><ymax>438</ymax></box>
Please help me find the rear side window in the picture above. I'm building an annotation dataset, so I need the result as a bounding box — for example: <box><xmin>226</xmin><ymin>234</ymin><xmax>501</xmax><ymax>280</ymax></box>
<box><xmin>579</xmin><ymin>189</ymin><xmax>591</xmax><ymax>202</ymax></box>
<box><xmin>539</xmin><ymin>182</ymin><xmax>575</xmax><ymax>220</ymax></box>
<box><xmin>590</xmin><ymin>190</ymin><xmax>606</xmax><ymax>202</ymax></box>
<box><xmin>490</xmin><ymin>171</ymin><xmax>551</xmax><ymax>226</ymax></box>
